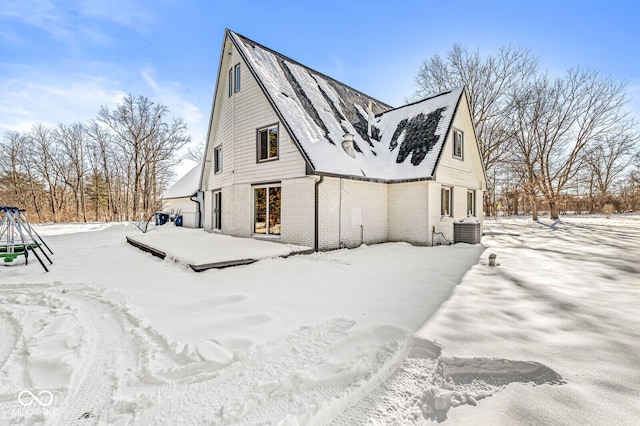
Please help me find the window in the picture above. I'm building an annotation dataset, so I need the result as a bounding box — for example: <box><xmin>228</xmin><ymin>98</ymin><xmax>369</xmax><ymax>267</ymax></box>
<box><xmin>254</xmin><ymin>185</ymin><xmax>281</xmax><ymax>235</ymax></box>
<box><xmin>467</xmin><ymin>190</ymin><xmax>475</xmax><ymax>216</ymax></box>
<box><xmin>234</xmin><ymin>63</ymin><xmax>241</xmax><ymax>93</ymax></box>
<box><xmin>213</xmin><ymin>145</ymin><xmax>222</xmax><ymax>174</ymax></box>
<box><xmin>257</xmin><ymin>124</ymin><xmax>279</xmax><ymax>162</ymax></box>
<box><xmin>453</xmin><ymin>129</ymin><xmax>463</xmax><ymax>159</ymax></box>
<box><xmin>213</xmin><ymin>190</ymin><xmax>222</xmax><ymax>230</ymax></box>
<box><xmin>441</xmin><ymin>187</ymin><xmax>452</xmax><ymax>216</ymax></box>
<box><xmin>228</xmin><ymin>68</ymin><xmax>232</xmax><ymax>97</ymax></box>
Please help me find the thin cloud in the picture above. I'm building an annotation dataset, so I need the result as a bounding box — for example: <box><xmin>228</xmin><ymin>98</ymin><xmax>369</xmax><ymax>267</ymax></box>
<box><xmin>142</xmin><ymin>70</ymin><xmax>159</xmax><ymax>92</ymax></box>
<box><xmin>0</xmin><ymin>66</ymin><xmax>205</xmax><ymax>144</ymax></box>
<box><xmin>0</xmin><ymin>0</ymin><xmax>156</xmax><ymax>47</ymax></box>
<box><xmin>0</xmin><ymin>71</ymin><xmax>126</xmax><ymax>133</ymax></box>
<box><xmin>0</xmin><ymin>0</ymin><xmax>75</xmax><ymax>43</ymax></box>
<box><xmin>78</xmin><ymin>0</ymin><xmax>156</xmax><ymax>32</ymax></box>
<box><xmin>137</xmin><ymin>67</ymin><xmax>206</xmax><ymax>140</ymax></box>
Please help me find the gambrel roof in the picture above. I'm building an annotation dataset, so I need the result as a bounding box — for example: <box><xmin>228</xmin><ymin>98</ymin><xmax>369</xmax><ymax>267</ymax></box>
<box><xmin>228</xmin><ymin>29</ymin><xmax>465</xmax><ymax>182</ymax></box>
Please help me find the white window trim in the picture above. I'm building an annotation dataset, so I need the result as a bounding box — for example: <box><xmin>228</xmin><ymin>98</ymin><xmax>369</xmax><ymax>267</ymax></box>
<box><xmin>257</xmin><ymin>123</ymin><xmax>279</xmax><ymax>163</ymax></box>
<box><xmin>228</xmin><ymin>68</ymin><xmax>232</xmax><ymax>97</ymax></box>
<box><xmin>213</xmin><ymin>145</ymin><xmax>222</xmax><ymax>174</ymax></box>
<box><xmin>212</xmin><ymin>190</ymin><xmax>222</xmax><ymax>231</ymax></box>
<box><xmin>467</xmin><ymin>190</ymin><xmax>476</xmax><ymax>217</ymax></box>
<box><xmin>253</xmin><ymin>183</ymin><xmax>281</xmax><ymax>237</ymax></box>
<box><xmin>234</xmin><ymin>63</ymin><xmax>241</xmax><ymax>93</ymax></box>
<box><xmin>453</xmin><ymin>129</ymin><xmax>464</xmax><ymax>160</ymax></box>
<box><xmin>441</xmin><ymin>186</ymin><xmax>453</xmax><ymax>217</ymax></box>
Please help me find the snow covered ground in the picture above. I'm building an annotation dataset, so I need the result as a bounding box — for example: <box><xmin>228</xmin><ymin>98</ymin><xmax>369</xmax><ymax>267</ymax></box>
<box><xmin>0</xmin><ymin>215</ymin><xmax>638</xmax><ymax>424</ymax></box>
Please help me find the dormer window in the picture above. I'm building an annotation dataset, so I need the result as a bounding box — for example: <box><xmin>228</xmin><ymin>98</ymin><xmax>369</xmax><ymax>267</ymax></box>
<box><xmin>453</xmin><ymin>129</ymin><xmax>463</xmax><ymax>160</ymax></box>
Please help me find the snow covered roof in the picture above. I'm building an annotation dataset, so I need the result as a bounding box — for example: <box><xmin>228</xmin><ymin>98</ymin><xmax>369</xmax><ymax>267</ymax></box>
<box><xmin>163</xmin><ymin>165</ymin><xmax>201</xmax><ymax>199</ymax></box>
<box><xmin>229</xmin><ymin>30</ymin><xmax>464</xmax><ymax>181</ymax></box>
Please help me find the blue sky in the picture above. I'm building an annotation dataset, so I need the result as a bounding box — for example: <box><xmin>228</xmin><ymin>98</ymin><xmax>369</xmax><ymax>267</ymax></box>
<box><xmin>1</xmin><ymin>0</ymin><xmax>638</xmax><ymax>176</ymax></box>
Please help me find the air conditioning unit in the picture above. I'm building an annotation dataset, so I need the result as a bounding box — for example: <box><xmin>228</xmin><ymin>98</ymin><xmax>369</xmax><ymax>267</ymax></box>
<box><xmin>453</xmin><ymin>220</ymin><xmax>481</xmax><ymax>244</ymax></box>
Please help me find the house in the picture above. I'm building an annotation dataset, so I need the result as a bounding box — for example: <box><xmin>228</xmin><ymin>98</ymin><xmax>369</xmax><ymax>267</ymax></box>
<box><xmin>200</xmin><ymin>29</ymin><xmax>486</xmax><ymax>250</ymax></box>
<box><xmin>162</xmin><ymin>164</ymin><xmax>203</xmax><ymax>228</ymax></box>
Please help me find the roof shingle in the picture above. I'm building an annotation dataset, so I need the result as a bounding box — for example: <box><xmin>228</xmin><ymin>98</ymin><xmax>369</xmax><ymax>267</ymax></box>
<box><xmin>229</xmin><ymin>30</ymin><xmax>463</xmax><ymax>181</ymax></box>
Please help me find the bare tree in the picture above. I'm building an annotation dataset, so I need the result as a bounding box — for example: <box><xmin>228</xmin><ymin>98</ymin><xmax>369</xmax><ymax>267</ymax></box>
<box><xmin>583</xmin><ymin>123</ymin><xmax>639</xmax><ymax>211</ymax></box>
<box><xmin>413</xmin><ymin>44</ymin><xmax>538</xmax><ymax>174</ymax></box>
<box><xmin>182</xmin><ymin>141</ymin><xmax>206</xmax><ymax>163</ymax></box>
<box><xmin>55</xmin><ymin>122</ymin><xmax>89</xmax><ymax>222</ymax></box>
<box><xmin>0</xmin><ymin>132</ymin><xmax>39</xmax><ymax>214</ymax></box>
<box><xmin>86</xmin><ymin>120</ymin><xmax>120</xmax><ymax>220</ymax></box>
<box><xmin>97</xmin><ymin>94</ymin><xmax>190</xmax><ymax>220</ymax></box>
<box><xmin>510</xmin><ymin>69</ymin><xmax>631</xmax><ymax>219</ymax></box>
<box><xmin>26</xmin><ymin>123</ymin><xmax>69</xmax><ymax>222</ymax></box>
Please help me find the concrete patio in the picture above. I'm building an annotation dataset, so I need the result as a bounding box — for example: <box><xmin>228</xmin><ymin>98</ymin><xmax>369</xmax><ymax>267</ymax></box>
<box><xmin>126</xmin><ymin>225</ymin><xmax>313</xmax><ymax>271</ymax></box>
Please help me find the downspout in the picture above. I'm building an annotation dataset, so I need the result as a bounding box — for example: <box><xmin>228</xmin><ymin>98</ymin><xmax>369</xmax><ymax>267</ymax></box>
<box><xmin>189</xmin><ymin>191</ymin><xmax>204</xmax><ymax>228</ymax></box>
<box><xmin>314</xmin><ymin>176</ymin><xmax>324</xmax><ymax>252</ymax></box>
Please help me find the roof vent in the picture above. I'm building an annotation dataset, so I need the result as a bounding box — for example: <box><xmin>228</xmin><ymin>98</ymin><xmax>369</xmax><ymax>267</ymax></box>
<box><xmin>342</xmin><ymin>133</ymin><xmax>355</xmax><ymax>158</ymax></box>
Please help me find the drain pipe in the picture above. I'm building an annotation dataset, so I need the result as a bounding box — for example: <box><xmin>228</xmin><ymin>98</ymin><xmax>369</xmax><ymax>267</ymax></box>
<box><xmin>314</xmin><ymin>176</ymin><xmax>324</xmax><ymax>252</ymax></box>
<box><xmin>189</xmin><ymin>191</ymin><xmax>204</xmax><ymax>228</ymax></box>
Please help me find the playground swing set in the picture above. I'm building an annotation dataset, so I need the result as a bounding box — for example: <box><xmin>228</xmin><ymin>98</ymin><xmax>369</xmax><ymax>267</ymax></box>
<box><xmin>0</xmin><ymin>206</ymin><xmax>53</xmax><ymax>272</ymax></box>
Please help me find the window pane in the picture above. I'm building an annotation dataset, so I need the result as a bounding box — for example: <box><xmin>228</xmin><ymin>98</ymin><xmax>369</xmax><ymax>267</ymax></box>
<box><xmin>467</xmin><ymin>191</ymin><xmax>474</xmax><ymax>215</ymax></box>
<box><xmin>259</xmin><ymin>130</ymin><xmax>268</xmax><ymax>160</ymax></box>
<box><xmin>269</xmin><ymin>187</ymin><xmax>281</xmax><ymax>235</ymax></box>
<box><xmin>214</xmin><ymin>191</ymin><xmax>222</xmax><ymax>229</ymax></box>
<box><xmin>228</xmin><ymin>69</ymin><xmax>232</xmax><ymax>97</ymax></box>
<box><xmin>234</xmin><ymin>64</ymin><xmax>241</xmax><ymax>92</ymax></box>
<box><xmin>254</xmin><ymin>188</ymin><xmax>266</xmax><ymax>234</ymax></box>
<box><xmin>454</xmin><ymin>131</ymin><xmax>463</xmax><ymax>158</ymax></box>
<box><xmin>269</xmin><ymin>127</ymin><xmax>278</xmax><ymax>158</ymax></box>
<box><xmin>442</xmin><ymin>188</ymin><xmax>451</xmax><ymax>216</ymax></box>
<box><xmin>214</xmin><ymin>147</ymin><xmax>222</xmax><ymax>173</ymax></box>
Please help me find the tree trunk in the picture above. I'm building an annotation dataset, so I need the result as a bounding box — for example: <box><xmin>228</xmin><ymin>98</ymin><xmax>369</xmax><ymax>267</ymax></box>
<box><xmin>549</xmin><ymin>200</ymin><xmax>560</xmax><ymax>219</ymax></box>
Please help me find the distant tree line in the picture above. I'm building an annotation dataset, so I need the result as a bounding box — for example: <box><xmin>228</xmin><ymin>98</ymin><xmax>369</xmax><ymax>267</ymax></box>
<box><xmin>413</xmin><ymin>45</ymin><xmax>640</xmax><ymax>219</ymax></box>
<box><xmin>0</xmin><ymin>94</ymin><xmax>190</xmax><ymax>222</ymax></box>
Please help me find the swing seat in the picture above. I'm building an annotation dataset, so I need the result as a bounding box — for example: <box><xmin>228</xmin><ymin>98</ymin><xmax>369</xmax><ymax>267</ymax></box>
<box><xmin>1</xmin><ymin>252</ymin><xmax>21</xmax><ymax>263</ymax></box>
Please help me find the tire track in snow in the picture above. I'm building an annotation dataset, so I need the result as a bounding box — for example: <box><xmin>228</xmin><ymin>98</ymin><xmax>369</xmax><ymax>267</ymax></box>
<box><xmin>54</xmin><ymin>290</ymin><xmax>141</xmax><ymax>425</ymax></box>
<box><xmin>134</xmin><ymin>318</ymin><xmax>357</xmax><ymax>425</ymax></box>
<box><xmin>0</xmin><ymin>285</ymin><xmax>565</xmax><ymax>425</ymax></box>
<box><xmin>0</xmin><ymin>311</ymin><xmax>17</xmax><ymax>373</ymax></box>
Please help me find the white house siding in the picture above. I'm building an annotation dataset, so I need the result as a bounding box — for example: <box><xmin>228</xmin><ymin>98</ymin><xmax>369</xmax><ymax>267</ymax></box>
<box><xmin>204</xmin><ymin>177</ymin><xmax>314</xmax><ymax>247</ymax></box>
<box><xmin>202</xmin><ymin>38</ymin><xmax>307</xmax><ymax>198</ymax></box>
<box><xmin>318</xmin><ymin>177</ymin><xmax>388</xmax><ymax>250</ymax></box>
<box><xmin>431</xmin><ymin>92</ymin><xmax>486</xmax><ymax>241</ymax></box>
<box><xmin>202</xmin><ymin>36</ymin><xmax>310</xmax><ymax>244</ymax></box>
<box><xmin>203</xmin><ymin>183</ymin><xmax>252</xmax><ymax>236</ymax></box>
<box><xmin>280</xmin><ymin>177</ymin><xmax>316</xmax><ymax>248</ymax></box>
<box><xmin>388</xmin><ymin>181</ymin><xmax>430</xmax><ymax>245</ymax></box>
<box><xmin>222</xmin><ymin>184</ymin><xmax>253</xmax><ymax>237</ymax></box>
<box><xmin>163</xmin><ymin>197</ymin><xmax>199</xmax><ymax>228</ymax></box>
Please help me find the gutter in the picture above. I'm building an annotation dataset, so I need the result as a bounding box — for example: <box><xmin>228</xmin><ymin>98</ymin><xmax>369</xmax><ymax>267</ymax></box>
<box><xmin>314</xmin><ymin>176</ymin><xmax>324</xmax><ymax>251</ymax></box>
